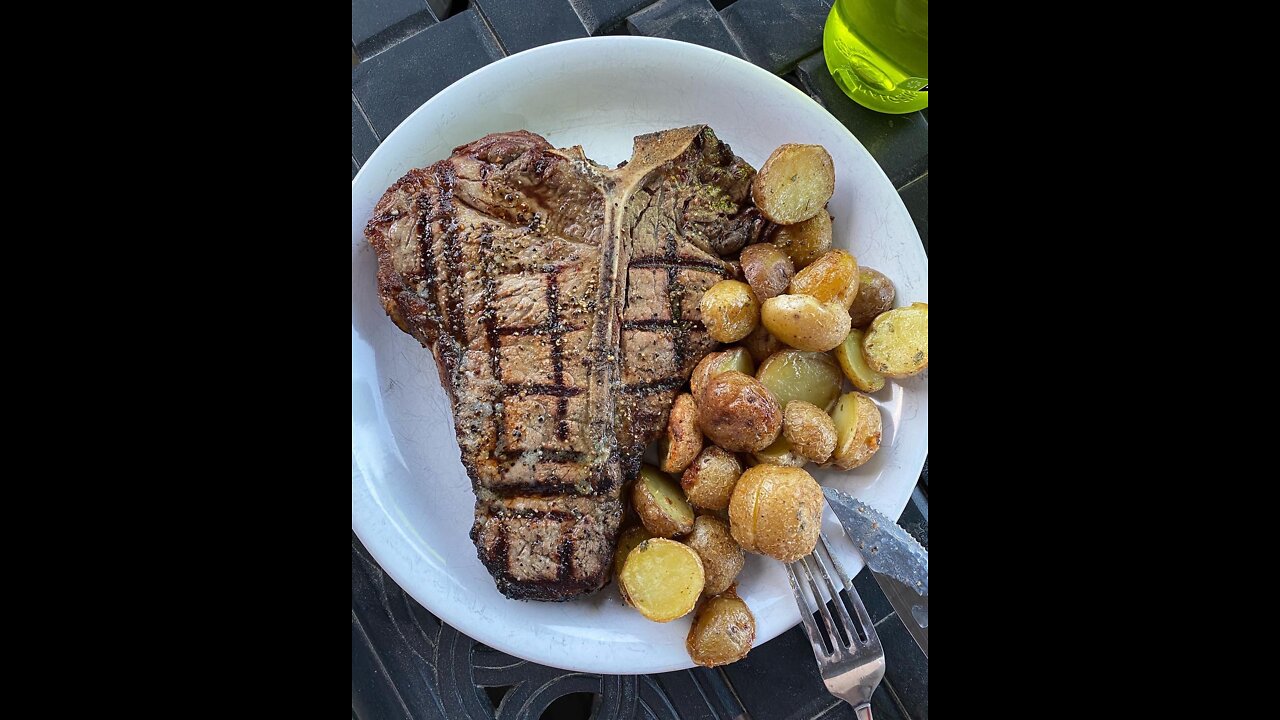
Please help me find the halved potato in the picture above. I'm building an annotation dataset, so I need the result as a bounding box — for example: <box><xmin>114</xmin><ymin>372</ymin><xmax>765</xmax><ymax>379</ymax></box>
<box><xmin>634</xmin><ymin>464</ymin><xmax>696</xmax><ymax>537</ymax></box>
<box><xmin>751</xmin><ymin>435</ymin><xmax>808</xmax><ymax>468</ymax></box>
<box><xmin>829</xmin><ymin>392</ymin><xmax>883</xmax><ymax>470</ymax></box>
<box><xmin>848</xmin><ymin>267</ymin><xmax>896</xmax><ymax>328</ymax></box>
<box><xmin>739</xmin><ymin>243</ymin><xmax>795</xmax><ymax>301</ymax></box>
<box><xmin>751</xmin><ymin>144</ymin><xmax>835</xmax><ymax>225</ymax></box>
<box><xmin>687</xmin><ymin>591</ymin><xmax>756</xmax><ymax>667</ymax></box>
<box><xmin>727</xmin><ymin>465</ymin><xmax>823</xmax><ymax>562</ymax></box>
<box><xmin>660</xmin><ymin>393</ymin><xmax>703</xmax><ymax>474</ymax></box>
<box><xmin>700</xmin><ymin>280</ymin><xmax>759</xmax><ymax>343</ymax></box>
<box><xmin>682</xmin><ymin>446</ymin><xmax>743</xmax><ymax>511</ymax></box>
<box><xmin>755</xmin><ymin>349</ymin><xmax>842</xmax><ymax>411</ymax></box>
<box><xmin>740</xmin><ymin>324</ymin><xmax>787</xmax><ymax>365</ymax></box>
<box><xmin>862</xmin><ymin>302</ymin><xmax>928</xmax><ymax>377</ymax></box>
<box><xmin>772</xmin><ymin>211</ymin><xmax>832</xmax><ymax>269</ymax></box>
<box><xmin>620</xmin><ymin>538</ymin><xmax>705</xmax><ymax>622</ymax></box>
<box><xmin>697</xmin><ymin>371</ymin><xmax>782</xmax><ymax>453</ymax></box>
<box><xmin>684</xmin><ymin>515</ymin><xmax>744</xmax><ymax>596</ymax></box>
<box><xmin>789</xmin><ymin>249</ymin><xmax>859</xmax><ymax>309</ymax></box>
<box><xmin>782</xmin><ymin>400</ymin><xmax>837</xmax><ymax>463</ymax></box>
<box><xmin>690</xmin><ymin>347</ymin><xmax>755</xmax><ymax>400</ymax></box>
<box><xmin>833</xmin><ymin>328</ymin><xmax>885</xmax><ymax>393</ymax></box>
<box><xmin>613</xmin><ymin>525</ymin><xmax>655</xmax><ymax>588</ymax></box>
<box><xmin>760</xmin><ymin>294</ymin><xmax>851</xmax><ymax>352</ymax></box>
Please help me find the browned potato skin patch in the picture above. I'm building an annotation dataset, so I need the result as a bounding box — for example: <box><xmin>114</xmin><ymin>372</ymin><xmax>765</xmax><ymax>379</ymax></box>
<box><xmin>772</xmin><ymin>211</ymin><xmax>832</xmax><ymax>269</ymax></box>
<box><xmin>739</xmin><ymin>243</ymin><xmax>795</xmax><ymax>301</ymax></box>
<box><xmin>740</xmin><ymin>324</ymin><xmax>787</xmax><ymax>365</ymax></box>
<box><xmin>751</xmin><ymin>144</ymin><xmax>836</xmax><ymax>225</ymax></box>
<box><xmin>682</xmin><ymin>446</ymin><xmax>743</xmax><ymax>511</ymax></box>
<box><xmin>684</xmin><ymin>515</ymin><xmax>744</xmax><ymax>596</ymax></box>
<box><xmin>690</xmin><ymin>347</ymin><xmax>755</xmax><ymax>400</ymax></box>
<box><xmin>782</xmin><ymin>400</ymin><xmax>837</xmax><ymax>463</ymax></box>
<box><xmin>728</xmin><ymin>465</ymin><xmax>823</xmax><ymax>562</ymax></box>
<box><xmin>697</xmin><ymin>371</ymin><xmax>783</xmax><ymax>453</ymax></box>
<box><xmin>660</xmin><ymin>393</ymin><xmax>703</xmax><ymax>474</ymax></box>
<box><xmin>790</xmin><ymin>249</ymin><xmax>859</xmax><ymax>309</ymax></box>
<box><xmin>847</xmin><ymin>267</ymin><xmax>896</xmax><ymax>328</ymax></box>
<box><xmin>686</xmin><ymin>590</ymin><xmax>756</xmax><ymax>667</ymax></box>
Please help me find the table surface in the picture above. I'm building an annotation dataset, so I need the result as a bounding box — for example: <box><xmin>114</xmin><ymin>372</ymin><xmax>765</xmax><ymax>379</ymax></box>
<box><xmin>351</xmin><ymin>2</ymin><xmax>929</xmax><ymax>718</ymax></box>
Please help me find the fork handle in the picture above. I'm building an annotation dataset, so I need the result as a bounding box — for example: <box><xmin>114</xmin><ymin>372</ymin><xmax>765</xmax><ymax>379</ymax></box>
<box><xmin>851</xmin><ymin>703</ymin><xmax>872</xmax><ymax>720</ymax></box>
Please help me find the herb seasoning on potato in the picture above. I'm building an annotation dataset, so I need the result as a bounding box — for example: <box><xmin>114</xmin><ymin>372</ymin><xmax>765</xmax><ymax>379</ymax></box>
<box><xmin>682</xmin><ymin>446</ymin><xmax>743</xmax><ymax>511</ymax></box>
<box><xmin>633</xmin><ymin>465</ymin><xmax>696</xmax><ymax>537</ymax></box>
<box><xmin>728</xmin><ymin>465</ymin><xmax>823</xmax><ymax>562</ymax></box>
<box><xmin>686</xmin><ymin>591</ymin><xmax>756</xmax><ymax>667</ymax></box>
<box><xmin>751</xmin><ymin>144</ymin><xmax>836</xmax><ymax>225</ymax></box>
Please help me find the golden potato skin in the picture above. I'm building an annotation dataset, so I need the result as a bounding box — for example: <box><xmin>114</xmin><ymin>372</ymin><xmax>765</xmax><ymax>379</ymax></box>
<box><xmin>739</xmin><ymin>243</ymin><xmax>795</xmax><ymax>301</ymax></box>
<box><xmin>755</xmin><ymin>349</ymin><xmax>843</xmax><ymax>411</ymax></box>
<box><xmin>782</xmin><ymin>401</ymin><xmax>837</xmax><ymax>463</ymax></box>
<box><xmin>833</xmin><ymin>328</ymin><xmax>885</xmax><ymax>393</ymax></box>
<box><xmin>751</xmin><ymin>435</ymin><xmax>808</xmax><ymax>468</ymax></box>
<box><xmin>772</xmin><ymin>211</ymin><xmax>832</xmax><ymax>269</ymax></box>
<box><xmin>697</xmin><ymin>371</ymin><xmax>783</xmax><ymax>453</ymax></box>
<box><xmin>847</xmin><ymin>267</ymin><xmax>896</xmax><ymax>328</ymax></box>
<box><xmin>620</xmin><ymin>538</ymin><xmax>706</xmax><ymax>623</ymax></box>
<box><xmin>728</xmin><ymin>465</ymin><xmax>823</xmax><ymax>562</ymax></box>
<box><xmin>829</xmin><ymin>392</ymin><xmax>883</xmax><ymax>470</ymax></box>
<box><xmin>690</xmin><ymin>347</ymin><xmax>755</xmax><ymax>400</ymax></box>
<box><xmin>684</xmin><ymin>516</ymin><xmax>744</xmax><ymax>596</ymax></box>
<box><xmin>614</xmin><ymin>525</ymin><xmax>655</xmax><ymax>587</ymax></box>
<box><xmin>760</xmin><ymin>294</ymin><xmax>851</xmax><ymax>352</ymax></box>
<box><xmin>660</xmin><ymin>393</ymin><xmax>703</xmax><ymax>474</ymax></box>
<box><xmin>740</xmin><ymin>324</ymin><xmax>787</xmax><ymax>365</ymax></box>
<box><xmin>789</xmin><ymin>249</ymin><xmax>859</xmax><ymax>309</ymax></box>
<box><xmin>751</xmin><ymin>144</ymin><xmax>836</xmax><ymax>225</ymax></box>
<box><xmin>861</xmin><ymin>302</ymin><xmax>928</xmax><ymax>377</ymax></box>
<box><xmin>633</xmin><ymin>465</ymin><xmax>696</xmax><ymax>538</ymax></box>
<box><xmin>700</xmin><ymin>280</ymin><xmax>760</xmax><ymax>343</ymax></box>
<box><xmin>687</xmin><ymin>591</ymin><xmax>756</xmax><ymax>667</ymax></box>
<box><xmin>682</xmin><ymin>446</ymin><xmax>743</xmax><ymax>511</ymax></box>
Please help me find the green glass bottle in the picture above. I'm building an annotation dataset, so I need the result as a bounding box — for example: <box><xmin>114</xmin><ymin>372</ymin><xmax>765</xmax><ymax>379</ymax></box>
<box><xmin>823</xmin><ymin>0</ymin><xmax>929</xmax><ymax>114</ymax></box>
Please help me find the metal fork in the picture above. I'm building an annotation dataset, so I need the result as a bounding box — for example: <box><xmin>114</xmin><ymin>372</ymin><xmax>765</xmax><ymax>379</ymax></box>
<box><xmin>786</xmin><ymin>534</ymin><xmax>886</xmax><ymax>720</ymax></box>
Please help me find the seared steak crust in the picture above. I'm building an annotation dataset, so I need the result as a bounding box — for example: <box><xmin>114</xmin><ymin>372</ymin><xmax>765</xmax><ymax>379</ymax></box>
<box><xmin>366</xmin><ymin>126</ymin><xmax>757</xmax><ymax>600</ymax></box>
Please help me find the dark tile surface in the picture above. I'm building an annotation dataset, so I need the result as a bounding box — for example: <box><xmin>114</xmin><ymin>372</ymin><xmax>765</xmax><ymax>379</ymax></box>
<box><xmin>722</xmin><ymin>626</ymin><xmax>842</xmax><ymax>720</ymax></box>
<box><xmin>352</xmin><ymin>0</ymin><xmax>437</xmax><ymax>59</ymax></box>
<box><xmin>877</xmin><ymin>617</ymin><xmax>929</xmax><ymax>720</ymax></box>
<box><xmin>474</xmin><ymin>0</ymin><xmax>587</xmax><ymax>54</ymax></box>
<box><xmin>720</xmin><ymin>0</ymin><xmax>831</xmax><ymax>74</ymax></box>
<box><xmin>900</xmin><ymin>174</ymin><xmax>928</xmax><ymax>254</ymax></box>
<box><xmin>795</xmin><ymin>51</ymin><xmax>928</xmax><ymax>189</ymax></box>
<box><xmin>571</xmin><ymin>0</ymin><xmax>653</xmax><ymax>34</ymax></box>
<box><xmin>351</xmin><ymin>96</ymin><xmax>380</xmax><ymax>165</ymax></box>
<box><xmin>899</xmin><ymin>488</ymin><xmax>928</xmax><ymax>550</ymax></box>
<box><xmin>352</xmin><ymin>8</ymin><xmax>503</xmax><ymax>138</ymax></box>
<box><xmin>852</xmin><ymin>568</ymin><xmax>896</xmax><ymax>625</ymax></box>
<box><xmin>626</xmin><ymin>0</ymin><xmax>743</xmax><ymax>58</ymax></box>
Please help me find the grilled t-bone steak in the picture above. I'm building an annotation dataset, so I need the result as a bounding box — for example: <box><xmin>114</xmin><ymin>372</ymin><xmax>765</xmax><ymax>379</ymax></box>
<box><xmin>365</xmin><ymin>126</ymin><xmax>761</xmax><ymax>600</ymax></box>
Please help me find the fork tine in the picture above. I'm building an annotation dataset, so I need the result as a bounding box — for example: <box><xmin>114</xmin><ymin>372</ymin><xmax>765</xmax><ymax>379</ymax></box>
<box><xmin>812</xmin><ymin>535</ymin><xmax>860</xmax><ymax>645</ymax></box>
<box><xmin>798</xmin><ymin>555</ymin><xmax>843</xmax><ymax>655</ymax></box>
<box><xmin>820</xmin><ymin>535</ymin><xmax>878</xmax><ymax>646</ymax></box>
<box><xmin>785</xmin><ymin>561</ymin><xmax>831</xmax><ymax>658</ymax></box>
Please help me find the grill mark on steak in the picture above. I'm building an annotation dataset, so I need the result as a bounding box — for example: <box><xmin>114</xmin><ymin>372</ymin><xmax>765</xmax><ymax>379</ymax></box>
<box><xmin>366</xmin><ymin>126</ymin><xmax>756</xmax><ymax>601</ymax></box>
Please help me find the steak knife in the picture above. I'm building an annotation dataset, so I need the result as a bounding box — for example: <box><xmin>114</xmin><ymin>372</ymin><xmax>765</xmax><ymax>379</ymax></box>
<box><xmin>822</xmin><ymin>486</ymin><xmax>929</xmax><ymax>658</ymax></box>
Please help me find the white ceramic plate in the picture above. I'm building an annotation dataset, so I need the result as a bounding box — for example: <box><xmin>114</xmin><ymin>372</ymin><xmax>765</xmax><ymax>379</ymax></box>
<box><xmin>352</xmin><ymin>36</ymin><xmax>927</xmax><ymax>675</ymax></box>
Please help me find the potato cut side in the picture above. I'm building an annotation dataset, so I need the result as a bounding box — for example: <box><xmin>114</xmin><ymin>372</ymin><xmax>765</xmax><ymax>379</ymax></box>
<box><xmin>772</xmin><ymin>211</ymin><xmax>832</xmax><ymax>269</ymax></box>
<box><xmin>635</xmin><ymin>465</ymin><xmax>696</xmax><ymax>537</ymax></box>
<box><xmin>755</xmin><ymin>349</ymin><xmax>843</xmax><ymax>411</ymax></box>
<box><xmin>620</xmin><ymin>538</ymin><xmax>706</xmax><ymax>622</ymax></box>
<box><xmin>829</xmin><ymin>392</ymin><xmax>883</xmax><ymax>470</ymax></box>
<box><xmin>833</xmin><ymin>328</ymin><xmax>886</xmax><ymax>393</ymax></box>
<box><xmin>751</xmin><ymin>435</ymin><xmax>808</xmax><ymax>468</ymax></box>
<box><xmin>613</xmin><ymin>526</ymin><xmax>655</xmax><ymax>587</ymax></box>
<box><xmin>751</xmin><ymin>144</ymin><xmax>836</xmax><ymax>225</ymax></box>
<box><xmin>861</xmin><ymin>302</ymin><xmax>928</xmax><ymax>377</ymax></box>
<box><xmin>790</xmin><ymin>249</ymin><xmax>859</xmax><ymax>309</ymax></box>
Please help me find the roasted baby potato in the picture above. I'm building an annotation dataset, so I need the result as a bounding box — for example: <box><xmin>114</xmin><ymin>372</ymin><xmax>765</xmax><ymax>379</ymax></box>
<box><xmin>782</xmin><ymin>401</ymin><xmax>837</xmax><ymax>464</ymax></box>
<box><xmin>682</xmin><ymin>446</ymin><xmax>743</xmax><ymax>511</ymax></box>
<box><xmin>760</xmin><ymin>294</ymin><xmax>851</xmax><ymax>352</ymax></box>
<box><xmin>847</xmin><ymin>267</ymin><xmax>896</xmax><ymax>328</ymax></box>
<box><xmin>633</xmin><ymin>464</ymin><xmax>696</xmax><ymax>537</ymax></box>
<box><xmin>740</xmin><ymin>324</ymin><xmax>787</xmax><ymax>365</ymax></box>
<box><xmin>755</xmin><ymin>349</ymin><xmax>842</xmax><ymax>411</ymax></box>
<box><xmin>751</xmin><ymin>144</ymin><xmax>836</xmax><ymax>225</ymax></box>
<box><xmin>772</xmin><ymin>211</ymin><xmax>832</xmax><ymax>269</ymax></box>
<box><xmin>620</xmin><ymin>538</ymin><xmax>706</xmax><ymax>622</ymax></box>
<box><xmin>690</xmin><ymin>347</ymin><xmax>755</xmax><ymax>400</ymax></box>
<box><xmin>833</xmin><ymin>329</ymin><xmax>885</xmax><ymax>393</ymax></box>
<box><xmin>700</xmin><ymin>280</ymin><xmax>760</xmax><ymax>343</ymax></box>
<box><xmin>613</xmin><ymin>525</ymin><xmax>655</xmax><ymax>586</ymax></box>
<box><xmin>686</xmin><ymin>591</ymin><xmax>756</xmax><ymax>667</ymax></box>
<box><xmin>751</xmin><ymin>435</ymin><xmax>808</xmax><ymax>468</ymax></box>
<box><xmin>829</xmin><ymin>392</ymin><xmax>883</xmax><ymax>470</ymax></box>
<box><xmin>697</xmin><ymin>371</ymin><xmax>783</xmax><ymax>453</ymax></box>
<box><xmin>660</xmin><ymin>393</ymin><xmax>703</xmax><ymax>474</ymax></box>
<box><xmin>861</xmin><ymin>302</ymin><xmax>928</xmax><ymax>377</ymax></box>
<box><xmin>728</xmin><ymin>465</ymin><xmax>823</xmax><ymax>562</ymax></box>
<box><xmin>789</xmin><ymin>249</ymin><xmax>859</xmax><ymax>309</ymax></box>
<box><xmin>684</xmin><ymin>515</ymin><xmax>744</xmax><ymax>596</ymax></box>
<box><xmin>739</xmin><ymin>243</ymin><xmax>795</xmax><ymax>301</ymax></box>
